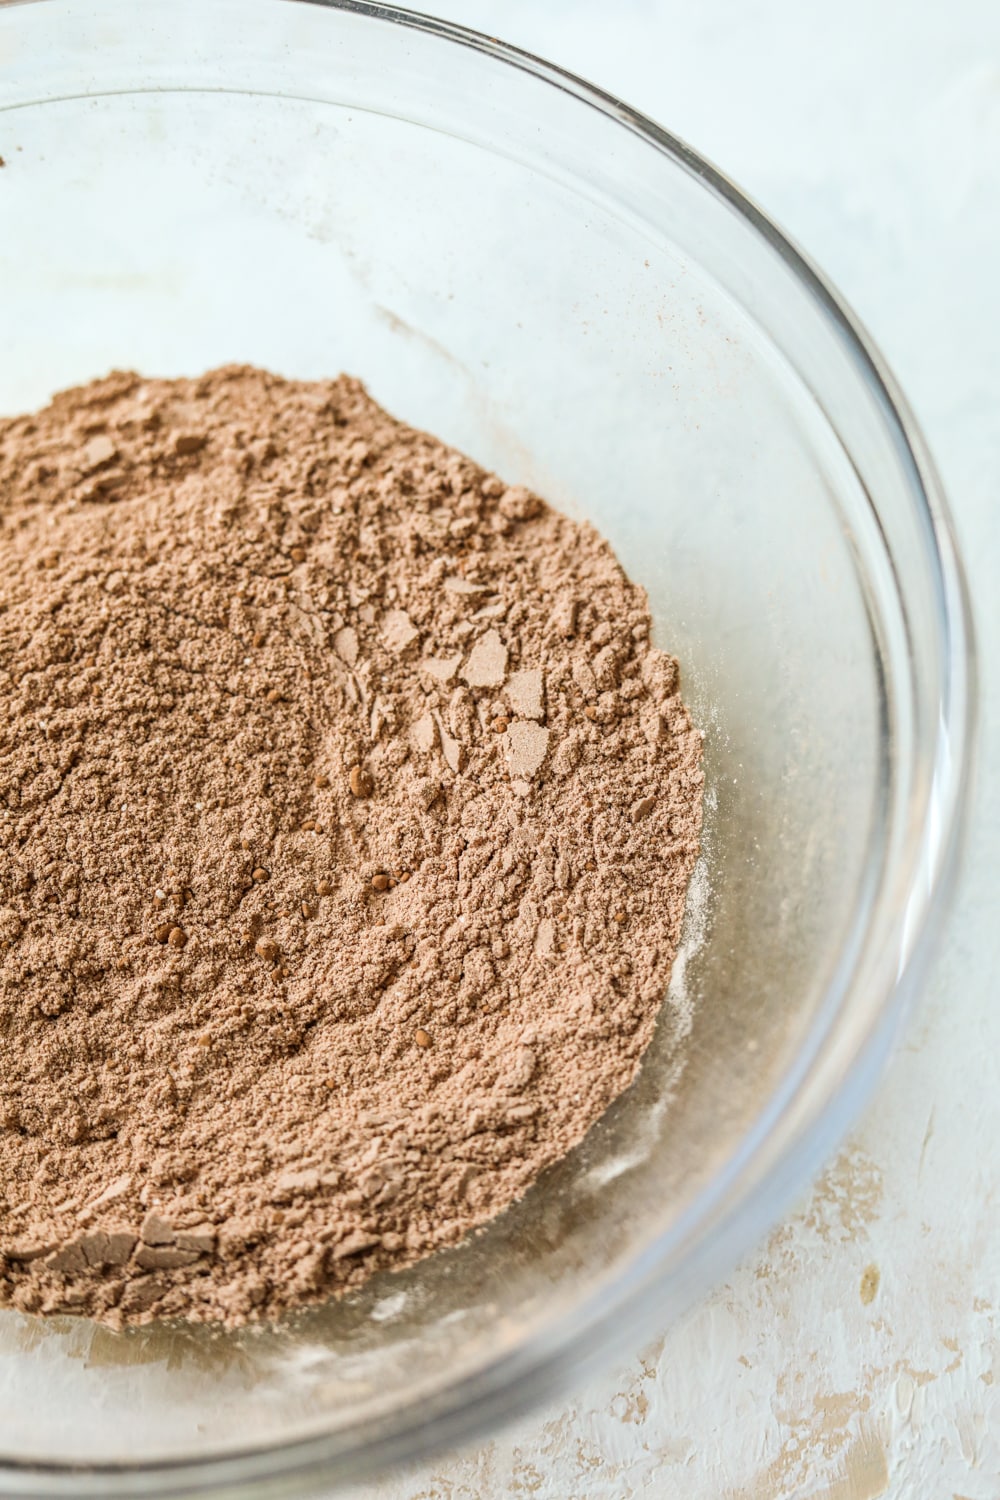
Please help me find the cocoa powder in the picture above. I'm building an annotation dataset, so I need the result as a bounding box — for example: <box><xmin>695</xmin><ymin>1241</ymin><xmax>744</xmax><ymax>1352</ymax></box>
<box><xmin>0</xmin><ymin>367</ymin><xmax>703</xmax><ymax>1327</ymax></box>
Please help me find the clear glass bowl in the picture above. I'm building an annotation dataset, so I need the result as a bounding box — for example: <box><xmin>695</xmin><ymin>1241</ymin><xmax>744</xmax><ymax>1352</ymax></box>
<box><xmin>0</xmin><ymin>1</ymin><xmax>974</xmax><ymax>1494</ymax></box>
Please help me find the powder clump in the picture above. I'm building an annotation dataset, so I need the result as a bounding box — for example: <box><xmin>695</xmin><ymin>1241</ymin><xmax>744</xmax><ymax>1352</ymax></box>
<box><xmin>0</xmin><ymin>366</ymin><xmax>703</xmax><ymax>1327</ymax></box>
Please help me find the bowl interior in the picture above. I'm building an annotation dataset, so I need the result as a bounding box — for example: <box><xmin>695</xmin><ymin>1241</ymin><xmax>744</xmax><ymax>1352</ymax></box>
<box><xmin>0</xmin><ymin>0</ymin><xmax>951</xmax><ymax>1489</ymax></box>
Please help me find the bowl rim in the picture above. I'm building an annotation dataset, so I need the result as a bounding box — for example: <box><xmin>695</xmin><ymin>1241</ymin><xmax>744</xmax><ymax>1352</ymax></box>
<box><xmin>0</xmin><ymin>0</ymin><xmax>977</xmax><ymax>1493</ymax></box>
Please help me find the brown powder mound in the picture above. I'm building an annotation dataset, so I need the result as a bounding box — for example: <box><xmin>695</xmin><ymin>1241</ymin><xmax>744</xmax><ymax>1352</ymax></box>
<box><xmin>0</xmin><ymin>367</ymin><xmax>703</xmax><ymax>1327</ymax></box>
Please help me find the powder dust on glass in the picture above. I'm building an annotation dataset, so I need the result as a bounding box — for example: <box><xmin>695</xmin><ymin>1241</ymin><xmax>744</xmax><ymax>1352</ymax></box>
<box><xmin>0</xmin><ymin>367</ymin><xmax>703</xmax><ymax>1327</ymax></box>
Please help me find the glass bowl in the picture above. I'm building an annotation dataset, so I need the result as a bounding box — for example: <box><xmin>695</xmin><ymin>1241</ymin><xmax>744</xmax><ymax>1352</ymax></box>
<box><xmin>0</xmin><ymin>0</ymin><xmax>974</xmax><ymax>1494</ymax></box>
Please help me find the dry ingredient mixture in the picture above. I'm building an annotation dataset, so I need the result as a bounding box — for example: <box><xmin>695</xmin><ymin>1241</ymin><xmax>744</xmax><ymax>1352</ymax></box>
<box><xmin>0</xmin><ymin>367</ymin><xmax>703</xmax><ymax>1327</ymax></box>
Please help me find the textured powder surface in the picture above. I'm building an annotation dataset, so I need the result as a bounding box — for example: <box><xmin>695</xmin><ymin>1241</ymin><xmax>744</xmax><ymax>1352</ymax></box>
<box><xmin>0</xmin><ymin>368</ymin><xmax>703</xmax><ymax>1327</ymax></box>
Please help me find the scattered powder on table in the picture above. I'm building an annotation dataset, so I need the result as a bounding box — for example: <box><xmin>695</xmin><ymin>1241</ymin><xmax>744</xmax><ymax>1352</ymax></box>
<box><xmin>0</xmin><ymin>367</ymin><xmax>703</xmax><ymax>1327</ymax></box>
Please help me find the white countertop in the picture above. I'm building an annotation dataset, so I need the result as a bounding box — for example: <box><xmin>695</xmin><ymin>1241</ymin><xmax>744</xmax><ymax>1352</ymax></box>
<box><xmin>348</xmin><ymin>1</ymin><xmax>1000</xmax><ymax>1496</ymax></box>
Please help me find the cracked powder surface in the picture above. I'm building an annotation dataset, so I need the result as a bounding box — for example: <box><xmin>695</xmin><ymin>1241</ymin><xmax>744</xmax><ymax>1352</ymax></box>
<box><xmin>0</xmin><ymin>367</ymin><xmax>703</xmax><ymax>1326</ymax></box>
